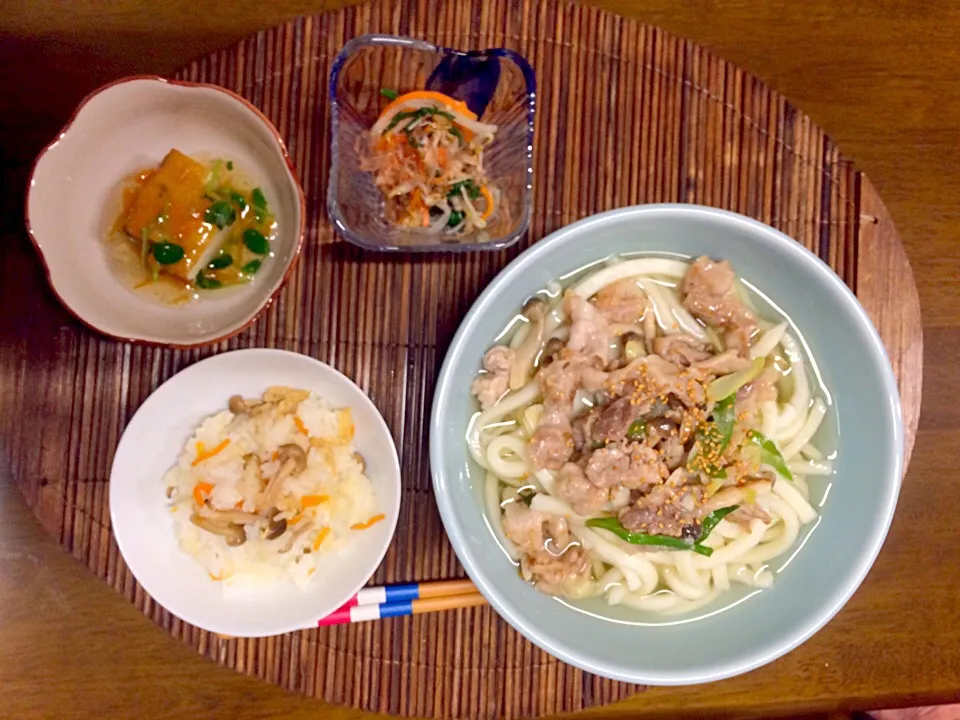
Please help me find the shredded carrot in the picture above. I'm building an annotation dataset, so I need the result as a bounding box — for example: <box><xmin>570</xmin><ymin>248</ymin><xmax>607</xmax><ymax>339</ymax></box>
<box><xmin>288</xmin><ymin>513</ymin><xmax>302</xmax><ymax>525</ymax></box>
<box><xmin>271</xmin><ymin>450</ymin><xmax>279</xmax><ymax>461</ymax></box>
<box><xmin>312</xmin><ymin>526</ymin><xmax>331</xmax><ymax>551</ymax></box>
<box><xmin>438</xmin><ymin>147</ymin><xmax>447</xmax><ymax>165</ymax></box>
<box><xmin>193</xmin><ymin>481</ymin><xmax>214</xmax><ymax>505</ymax></box>
<box><xmin>192</xmin><ymin>439</ymin><xmax>230</xmax><ymax>466</ymax></box>
<box><xmin>479</xmin><ymin>185</ymin><xmax>496</xmax><ymax>221</ymax></box>
<box><xmin>209</xmin><ymin>570</ymin><xmax>231</xmax><ymax>582</ymax></box>
<box><xmin>234</xmin><ymin>500</ymin><xmax>244</xmax><ymax>509</ymax></box>
<box><xmin>293</xmin><ymin>415</ymin><xmax>308</xmax><ymax>435</ymax></box>
<box><xmin>301</xmin><ymin>494</ymin><xmax>329</xmax><ymax>508</ymax></box>
<box><xmin>351</xmin><ymin>513</ymin><xmax>386</xmax><ymax>531</ymax></box>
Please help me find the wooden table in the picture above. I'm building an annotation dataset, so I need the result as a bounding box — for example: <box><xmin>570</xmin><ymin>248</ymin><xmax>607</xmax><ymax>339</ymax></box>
<box><xmin>1</xmin><ymin>1</ymin><xmax>958</xmax><ymax>718</ymax></box>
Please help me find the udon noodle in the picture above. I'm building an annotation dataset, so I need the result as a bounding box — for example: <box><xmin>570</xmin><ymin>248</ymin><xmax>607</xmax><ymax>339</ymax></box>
<box><xmin>467</xmin><ymin>255</ymin><xmax>831</xmax><ymax>615</ymax></box>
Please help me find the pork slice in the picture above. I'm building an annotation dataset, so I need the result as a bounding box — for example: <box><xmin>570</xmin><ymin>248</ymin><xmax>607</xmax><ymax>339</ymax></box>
<box><xmin>528</xmin><ymin>405</ymin><xmax>574</xmax><ymax>471</ymax></box>
<box><xmin>617</xmin><ymin>470</ymin><xmax>702</xmax><ymax>538</ymax></box>
<box><xmin>681</xmin><ymin>256</ymin><xmax>758</xmax><ymax>357</ymax></box>
<box><xmin>691</xmin><ymin>349</ymin><xmax>751</xmax><ymax>375</ymax></box>
<box><xmin>502</xmin><ymin>502</ymin><xmax>590</xmax><ymax>591</ymax></box>
<box><xmin>470</xmin><ymin>345</ymin><xmax>515</xmax><ymax>409</ymax></box>
<box><xmin>564</xmin><ymin>292</ymin><xmax>610</xmax><ymax>366</ymax></box>
<box><xmin>584</xmin><ymin>442</ymin><xmax>666</xmax><ymax>490</ymax></box>
<box><xmin>594</xmin><ymin>278</ymin><xmax>648</xmax><ymax>324</ymax></box>
<box><xmin>652</xmin><ymin>335</ymin><xmax>713</xmax><ymax>366</ymax></box>
<box><xmin>556</xmin><ymin>462</ymin><xmax>608</xmax><ymax>515</ymax></box>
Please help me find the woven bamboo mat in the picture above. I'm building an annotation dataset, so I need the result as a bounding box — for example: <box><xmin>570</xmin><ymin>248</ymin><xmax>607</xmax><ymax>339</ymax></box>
<box><xmin>2</xmin><ymin>0</ymin><xmax>922</xmax><ymax>718</ymax></box>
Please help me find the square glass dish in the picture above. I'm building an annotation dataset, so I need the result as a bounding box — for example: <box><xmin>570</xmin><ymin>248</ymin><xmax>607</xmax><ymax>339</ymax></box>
<box><xmin>327</xmin><ymin>34</ymin><xmax>536</xmax><ymax>252</ymax></box>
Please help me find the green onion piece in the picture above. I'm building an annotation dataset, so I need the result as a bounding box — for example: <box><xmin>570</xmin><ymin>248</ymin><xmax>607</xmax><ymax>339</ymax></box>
<box><xmin>241</xmin><ymin>259</ymin><xmax>262</xmax><ymax>275</ymax></box>
<box><xmin>707</xmin><ymin>357</ymin><xmax>765</xmax><ymax>402</ymax></box>
<box><xmin>242</xmin><ymin>228</ymin><xmax>270</xmax><ymax>255</ymax></box>
<box><xmin>585</xmin><ymin>517</ymin><xmax>713</xmax><ymax>557</ymax></box>
<box><xmin>251</xmin><ymin>187</ymin><xmax>268</xmax><ymax>211</ymax></box>
<box><xmin>139</xmin><ymin>227</ymin><xmax>150</xmax><ymax>269</ymax></box>
<box><xmin>383</xmin><ymin>107</ymin><xmax>455</xmax><ymax>134</ymax></box>
<box><xmin>687</xmin><ymin>394</ymin><xmax>737</xmax><ymax>477</ymax></box>
<box><xmin>626</xmin><ymin>419</ymin><xmax>647</xmax><ymax>441</ymax></box>
<box><xmin>226</xmin><ymin>160</ymin><xmax>234</xmax><ymax>171</ymax></box>
<box><xmin>228</xmin><ymin>190</ymin><xmax>247</xmax><ymax>211</ymax></box>
<box><xmin>746</xmin><ymin>430</ymin><xmax>793</xmax><ymax>480</ymax></box>
<box><xmin>449</xmin><ymin>125</ymin><xmax>465</xmax><ymax>146</ymax></box>
<box><xmin>380</xmin><ymin>88</ymin><xmax>399</xmax><ymax>100</ymax></box>
<box><xmin>204</xmin><ymin>159</ymin><xmax>222</xmax><ymax>195</ymax></box>
<box><xmin>448</xmin><ymin>179</ymin><xmax>481</xmax><ymax>200</ymax></box>
<box><xmin>206</xmin><ymin>253</ymin><xmax>233</xmax><ymax>270</ymax></box>
<box><xmin>194</xmin><ymin>272</ymin><xmax>222</xmax><ymax>290</ymax></box>
<box><xmin>698</xmin><ymin>505</ymin><xmax>739</xmax><ymax>544</ymax></box>
<box><xmin>383</xmin><ymin>109</ymin><xmax>419</xmax><ymax>133</ymax></box>
<box><xmin>151</xmin><ymin>242</ymin><xmax>185</xmax><ymax>265</ymax></box>
<box><xmin>447</xmin><ymin>210</ymin><xmax>464</xmax><ymax>228</ymax></box>
<box><xmin>204</xmin><ymin>200</ymin><xmax>236</xmax><ymax>229</ymax></box>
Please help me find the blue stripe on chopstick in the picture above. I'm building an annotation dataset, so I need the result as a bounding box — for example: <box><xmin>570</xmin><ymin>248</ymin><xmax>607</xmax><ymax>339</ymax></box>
<box><xmin>382</xmin><ymin>583</ymin><xmax>420</xmax><ymax>603</ymax></box>
<box><xmin>377</xmin><ymin>600</ymin><xmax>414</xmax><ymax>618</ymax></box>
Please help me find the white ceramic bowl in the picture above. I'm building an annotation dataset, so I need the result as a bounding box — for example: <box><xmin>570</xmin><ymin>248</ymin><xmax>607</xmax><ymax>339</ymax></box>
<box><xmin>26</xmin><ymin>76</ymin><xmax>306</xmax><ymax>347</ymax></box>
<box><xmin>110</xmin><ymin>349</ymin><xmax>401</xmax><ymax>637</ymax></box>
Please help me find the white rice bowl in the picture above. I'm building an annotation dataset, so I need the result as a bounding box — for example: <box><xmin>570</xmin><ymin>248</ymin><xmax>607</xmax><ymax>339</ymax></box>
<box><xmin>109</xmin><ymin>349</ymin><xmax>401</xmax><ymax>637</ymax></box>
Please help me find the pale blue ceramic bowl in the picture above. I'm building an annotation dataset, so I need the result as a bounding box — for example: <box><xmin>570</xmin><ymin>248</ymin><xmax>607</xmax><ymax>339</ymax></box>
<box><xmin>430</xmin><ymin>205</ymin><xmax>903</xmax><ymax>685</ymax></box>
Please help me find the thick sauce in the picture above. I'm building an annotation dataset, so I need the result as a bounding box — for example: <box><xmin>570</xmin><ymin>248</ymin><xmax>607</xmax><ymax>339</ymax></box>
<box><xmin>107</xmin><ymin>150</ymin><xmax>276</xmax><ymax>305</ymax></box>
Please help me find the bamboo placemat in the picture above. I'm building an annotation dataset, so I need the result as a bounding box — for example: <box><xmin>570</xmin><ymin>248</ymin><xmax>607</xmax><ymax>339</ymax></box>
<box><xmin>2</xmin><ymin>0</ymin><xmax>922</xmax><ymax>718</ymax></box>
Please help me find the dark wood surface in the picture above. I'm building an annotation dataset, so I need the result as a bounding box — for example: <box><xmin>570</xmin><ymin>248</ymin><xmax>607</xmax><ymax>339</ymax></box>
<box><xmin>0</xmin><ymin>1</ymin><xmax>958</xmax><ymax>719</ymax></box>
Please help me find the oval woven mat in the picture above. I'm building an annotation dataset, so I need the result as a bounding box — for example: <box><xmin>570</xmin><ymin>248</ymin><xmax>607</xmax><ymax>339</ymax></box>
<box><xmin>3</xmin><ymin>0</ymin><xmax>921</xmax><ymax>718</ymax></box>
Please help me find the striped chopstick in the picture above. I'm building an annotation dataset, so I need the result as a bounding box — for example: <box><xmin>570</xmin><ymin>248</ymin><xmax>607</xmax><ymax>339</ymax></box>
<box><xmin>317</xmin><ymin>579</ymin><xmax>484</xmax><ymax>627</ymax></box>
<box><xmin>339</xmin><ymin>578</ymin><xmax>477</xmax><ymax>608</ymax></box>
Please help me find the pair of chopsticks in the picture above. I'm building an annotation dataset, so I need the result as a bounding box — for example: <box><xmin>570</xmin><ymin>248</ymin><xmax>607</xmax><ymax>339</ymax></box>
<box><xmin>317</xmin><ymin>579</ymin><xmax>485</xmax><ymax>627</ymax></box>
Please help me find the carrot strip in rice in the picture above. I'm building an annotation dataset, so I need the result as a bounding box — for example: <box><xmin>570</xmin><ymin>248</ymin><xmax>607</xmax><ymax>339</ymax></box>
<box><xmin>301</xmin><ymin>494</ymin><xmax>329</xmax><ymax>508</ymax></box>
<box><xmin>351</xmin><ymin>513</ymin><xmax>386</xmax><ymax>531</ymax></box>
<box><xmin>193</xmin><ymin>481</ymin><xmax>214</xmax><ymax>505</ymax></box>
<box><xmin>192</xmin><ymin>439</ymin><xmax>230</xmax><ymax>466</ymax></box>
<box><xmin>312</xmin><ymin>526</ymin><xmax>331</xmax><ymax>551</ymax></box>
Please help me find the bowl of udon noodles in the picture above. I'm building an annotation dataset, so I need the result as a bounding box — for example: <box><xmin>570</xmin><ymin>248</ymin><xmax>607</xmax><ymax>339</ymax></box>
<box><xmin>430</xmin><ymin>204</ymin><xmax>903</xmax><ymax>684</ymax></box>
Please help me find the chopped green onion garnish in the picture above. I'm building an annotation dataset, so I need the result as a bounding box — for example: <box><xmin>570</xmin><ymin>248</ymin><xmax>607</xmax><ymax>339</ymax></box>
<box><xmin>698</xmin><ymin>506</ymin><xmax>739</xmax><ymax>543</ymax></box>
<box><xmin>242</xmin><ymin>228</ymin><xmax>270</xmax><ymax>255</ymax></box>
<box><xmin>626</xmin><ymin>419</ymin><xmax>647</xmax><ymax>441</ymax></box>
<box><xmin>204</xmin><ymin>200</ymin><xmax>236</xmax><ymax>229</ymax></box>
<box><xmin>151</xmin><ymin>242</ymin><xmax>185</xmax><ymax>265</ymax></box>
<box><xmin>194</xmin><ymin>272</ymin><xmax>222</xmax><ymax>290</ymax></box>
<box><xmin>228</xmin><ymin>190</ymin><xmax>247</xmax><ymax>211</ymax></box>
<box><xmin>687</xmin><ymin>394</ymin><xmax>737</xmax><ymax>477</ymax></box>
<box><xmin>746</xmin><ymin>430</ymin><xmax>793</xmax><ymax>480</ymax></box>
<box><xmin>585</xmin><ymin>517</ymin><xmax>713</xmax><ymax>557</ymax></box>
<box><xmin>206</xmin><ymin>253</ymin><xmax>233</xmax><ymax>270</ymax></box>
